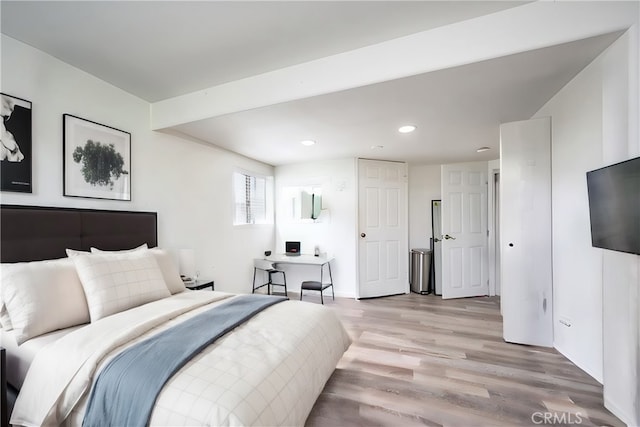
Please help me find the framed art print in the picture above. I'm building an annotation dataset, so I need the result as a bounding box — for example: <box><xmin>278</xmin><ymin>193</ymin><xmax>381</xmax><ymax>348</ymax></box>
<box><xmin>63</xmin><ymin>114</ymin><xmax>131</xmax><ymax>200</ymax></box>
<box><xmin>1</xmin><ymin>93</ymin><xmax>32</xmax><ymax>193</ymax></box>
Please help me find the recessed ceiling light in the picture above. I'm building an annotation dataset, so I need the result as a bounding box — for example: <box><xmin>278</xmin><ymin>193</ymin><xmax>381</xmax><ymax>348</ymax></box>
<box><xmin>370</xmin><ymin>145</ymin><xmax>384</xmax><ymax>150</ymax></box>
<box><xmin>300</xmin><ymin>140</ymin><xmax>316</xmax><ymax>146</ymax></box>
<box><xmin>476</xmin><ymin>146</ymin><xmax>491</xmax><ymax>152</ymax></box>
<box><xmin>398</xmin><ymin>125</ymin><xmax>416</xmax><ymax>133</ymax></box>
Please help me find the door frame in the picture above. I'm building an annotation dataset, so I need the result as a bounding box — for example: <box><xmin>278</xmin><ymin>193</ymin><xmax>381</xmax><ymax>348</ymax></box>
<box><xmin>487</xmin><ymin>160</ymin><xmax>500</xmax><ymax>296</ymax></box>
<box><xmin>431</xmin><ymin>199</ymin><xmax>442</xmax><ymax>296</ymax></box>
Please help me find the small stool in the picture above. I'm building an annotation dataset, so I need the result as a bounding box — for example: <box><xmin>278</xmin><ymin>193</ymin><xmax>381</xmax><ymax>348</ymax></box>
<box><xmin>300</xmin><ymin>280</ymin><xmax>334</xmax><ymax>304</ymax></box>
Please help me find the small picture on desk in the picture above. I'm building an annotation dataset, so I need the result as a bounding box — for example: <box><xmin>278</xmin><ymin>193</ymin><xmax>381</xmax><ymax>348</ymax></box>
<box><xmin>285</xmin><ymin>241</ymin><xmax>301</xmax><ymax>256</ymax></box>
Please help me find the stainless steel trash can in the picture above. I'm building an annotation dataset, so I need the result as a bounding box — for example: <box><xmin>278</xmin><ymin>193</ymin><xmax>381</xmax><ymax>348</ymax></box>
<box><xmin>410</xmin><ymin>248</ymin><xmax>431</xmax><ymax>294</ymax></box>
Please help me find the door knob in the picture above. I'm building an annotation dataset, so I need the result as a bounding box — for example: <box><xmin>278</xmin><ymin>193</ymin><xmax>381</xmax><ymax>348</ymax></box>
<box><xmin>360</xmin><ymin>233</ymin><xmax>366</xmax><ymax>238</ymax></box>
<box><xmin>434</xmin><ymin>238</ymin><xmax>441</xmax><ymax>242</ymax></box>
<box><xmin>444</xmin><ymin>234</ymin><xmax>456</xmax><ymax>240</ymax></box>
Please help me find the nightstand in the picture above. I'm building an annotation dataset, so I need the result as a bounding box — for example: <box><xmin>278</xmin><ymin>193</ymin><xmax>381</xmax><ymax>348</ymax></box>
<box><xmin>1</xmin><ymin>347</ymin><xmax>7</xmax><ymax>427</ymax></box>
<box><xmin>185</xmin><ymin>280</ymin><xmax>214</xmax><ymax>291</ymax></box>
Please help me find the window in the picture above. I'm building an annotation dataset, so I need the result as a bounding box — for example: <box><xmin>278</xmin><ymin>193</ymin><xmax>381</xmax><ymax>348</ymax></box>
<box><xmin>233</xmin><ymin>171</ymin><xmax>272</xmax><ymax>225</ymax></box>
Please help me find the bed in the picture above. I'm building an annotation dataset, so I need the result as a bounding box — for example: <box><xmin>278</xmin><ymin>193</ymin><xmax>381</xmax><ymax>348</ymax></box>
<box><xmin>0</xmin><ymin>205</ymin><xmax>351</xmax><ymax>426</ymax></box>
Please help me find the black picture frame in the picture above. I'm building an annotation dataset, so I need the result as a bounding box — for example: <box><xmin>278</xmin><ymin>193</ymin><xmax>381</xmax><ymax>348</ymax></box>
<box><xmin>1</xmin><ymin>93</ymin><xmax>32</xmax><ymax>193</ymax></box>
<box><xmin>63</xmin><ymin>114</ymin><xmax>131</xmax><ymax>201</ymax></box>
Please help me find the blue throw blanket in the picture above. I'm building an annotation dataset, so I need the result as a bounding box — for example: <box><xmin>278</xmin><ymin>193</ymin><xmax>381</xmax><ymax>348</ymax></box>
<box><xmin>82</xmin><ymin>294</ymin><xmax>286</xmax><ymax>427</ymax></box>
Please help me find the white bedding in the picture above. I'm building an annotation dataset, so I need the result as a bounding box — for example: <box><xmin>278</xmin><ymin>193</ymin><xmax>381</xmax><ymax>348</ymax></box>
<box><xmin>1</xmin><ymin>326</ymin><xmax>84</xmax><ymax>389</ymax></box>
<box><xmin>11</xmin><ymin>291</ymin><xmax>351</xmax><ymax>426</ymax></box>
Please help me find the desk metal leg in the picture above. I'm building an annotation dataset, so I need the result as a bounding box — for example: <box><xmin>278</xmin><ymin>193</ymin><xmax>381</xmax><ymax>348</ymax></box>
<box><xmin>319</xmin><ymin>264</ymin><xmax>323</xmax><ymax>303</ymax></box>
<box><xmin>252</xmin><ymin>268</ymin><xmax>257</xmax><ymax>293</ymax></box>
<box><xmin>328</xmin><ymin>262</ymin><xmax>334</xmax><ymax>300</ymax></box>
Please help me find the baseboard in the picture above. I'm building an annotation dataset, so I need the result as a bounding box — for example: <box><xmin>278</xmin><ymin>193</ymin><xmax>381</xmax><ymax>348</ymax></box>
<box><xmin>333</xmin><ymin>291</ymin><xmax>355</xmax><ymax>299</ymax></box>
<box><xmin>290</xmin><ymin>289</ymin><xmax>355</xmax><ymax>299</ymax></box>
<box><xmin>553</xmin><ymin>342</ymin><xmax>602</xmax><ymax>383</ymax></box>
<box><xmin>604</xmin><ymin>396</ymin><xmax>636</xmax><ymax>426</ymax></box>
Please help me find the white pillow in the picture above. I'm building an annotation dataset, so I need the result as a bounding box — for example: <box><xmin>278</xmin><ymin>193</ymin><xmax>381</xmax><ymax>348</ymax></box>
<box><xmin>0</xmin><ymin>303</ymin><xmax>13</xmax><ymax>330</ymax></box>
<box><xmin>90</xmin><ymin>244</ymin><xmax>148</xmax><ymax>254</ymax></box>
<box><xmin>66</xmin><ymin>248</ymin><xmax>89</xmax><ymax>257</ymax></box>
<box><xmin>1</xmin><ymin>258</ymin><xmax>91</xmax><ymax>345</ymax></box>
<box><xmin>73</xmin><ymin>251</ymin><xmax>170</xmax><ymax>322</ymax></box>
<box><xmin>148</xmin><ymin>248</ymin><xmax>186</xmax><ymax>294</ymax></box>
<box><xmin>90</xmin><ymin>246</ymin><xmax>184</xmax><ymax>294</ymax></box>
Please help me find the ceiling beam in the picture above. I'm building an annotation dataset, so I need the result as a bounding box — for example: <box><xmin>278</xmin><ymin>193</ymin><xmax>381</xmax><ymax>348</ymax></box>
<box><xmin>150</xmin><ymin>1</ymin><xmax>638</xmax><ymax>131</ymax></box>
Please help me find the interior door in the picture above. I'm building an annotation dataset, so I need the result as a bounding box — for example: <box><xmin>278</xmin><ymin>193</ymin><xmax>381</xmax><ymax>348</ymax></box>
<box><xmin>440</xmin><ymin>162</ymin><xmax>488</xmax><ymax>299</ymax></box>
<box><xmin>357</xmin><ymin>159</ymin><xmax>408</xmax><ymax>298</ymax></box>
<box><xmin>500</xmin><ymin>117</ymin><xmax>552</xmax><ymax>347</ymax></box>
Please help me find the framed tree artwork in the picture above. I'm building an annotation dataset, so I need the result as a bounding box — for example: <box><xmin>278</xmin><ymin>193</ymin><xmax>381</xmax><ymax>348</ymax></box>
<box><xmin>1</xmin><ymin>93</ymin><xmax>32</xmax><ymax>193</ymax></box>
<box><xmin>63</xmin><ymin>114</ymin><xmax>131</xmax><ymax>201</ymax></box>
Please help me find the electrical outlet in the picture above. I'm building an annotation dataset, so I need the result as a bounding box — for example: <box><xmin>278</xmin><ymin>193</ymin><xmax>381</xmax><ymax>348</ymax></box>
<box><xmin>559</xmin><ymin>316</ymin><xmax>572</xmax><ymax>327</ymax></box>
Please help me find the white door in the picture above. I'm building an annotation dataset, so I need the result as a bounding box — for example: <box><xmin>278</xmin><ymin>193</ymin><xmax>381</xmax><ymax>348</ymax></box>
<box><xmin>500</xmin><ymin>117</ymin><xmax>552</xmax><ymax>347</ymax></box>
<box><xmin>357</xmin><ymin>159</ymin><xmax>409</xmax><ymax>299</ymax></box>
<box><xmin>440</xmin><ymin>162</ymin><xmax>489</xmax><ymax>299</ymax></box>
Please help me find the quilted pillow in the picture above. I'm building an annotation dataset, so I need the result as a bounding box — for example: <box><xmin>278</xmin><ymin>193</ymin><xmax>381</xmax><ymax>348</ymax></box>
<box><xmin>73</xmin><ymin>251</ymin><xmax>170</xmax><ymax>321</ymax></box>
<box><xmin>1</xmin><ymin>258</ymin><xmax>91</xmax><ymax>345</ymax></box>
<box><xmin>91</xmin><ymin>246</ymin><xmax>185</xmax><ymax>294</ymax></box>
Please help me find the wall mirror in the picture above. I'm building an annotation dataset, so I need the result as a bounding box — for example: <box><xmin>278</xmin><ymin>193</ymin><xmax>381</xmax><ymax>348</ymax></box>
<box><xmin>282</xmin><ymin>186</ymin><xmax>322</xmax><ymax>221</ymax></box>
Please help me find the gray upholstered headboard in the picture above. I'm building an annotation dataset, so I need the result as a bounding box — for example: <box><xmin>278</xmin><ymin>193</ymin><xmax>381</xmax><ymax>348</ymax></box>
<box><xmin>0</xmin><ymin>205</ymin><xmax>157</xmax><ymax>263</ymax></box>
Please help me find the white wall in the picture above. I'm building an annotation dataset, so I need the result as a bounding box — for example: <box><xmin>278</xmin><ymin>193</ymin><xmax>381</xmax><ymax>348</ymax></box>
<box><xmin>534</xmin><ymin>28</ymin><xmax>640</xmax><ymax>424</ymax></box>
<box><xmin>407</xmin><ymin>164</ymin><xmax>441</xmax><ymax>251</ymax></box>
<box><xmin>600</xmin><ymin>27</ymin><xmax>640</xmax><ymax>426</ymax></box>
<box><xmin>274</xmin><ymin>159</ymin><xmax>357</xmax><ymax>298</ymax></box>
<box><xmin>534</xmin><ymin>52</ymin><xmax>604</xmax><ymax>381</ymax></box>
<box><xmin>0</xmin><ymin>35</ymin><xmax>275</xmax><ymax>294</ymax></box>
<box><xmin>274</xmin><ymin>159</ymin><xmax>440</xmax><ymax>299</ymax></box>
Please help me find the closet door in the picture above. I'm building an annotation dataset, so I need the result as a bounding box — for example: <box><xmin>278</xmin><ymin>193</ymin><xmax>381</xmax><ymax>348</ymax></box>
<box><xmin>500</xmin><ymin>117</ymin><xmax>553</xmax><ymax>347</ymax></box>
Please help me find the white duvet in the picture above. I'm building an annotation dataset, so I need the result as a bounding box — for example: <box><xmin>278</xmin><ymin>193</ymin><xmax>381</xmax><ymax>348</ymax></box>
<box><xmin>11</xmin><ymin>291</ymin><xmax>351</xmax><ymax>426</ymax></box>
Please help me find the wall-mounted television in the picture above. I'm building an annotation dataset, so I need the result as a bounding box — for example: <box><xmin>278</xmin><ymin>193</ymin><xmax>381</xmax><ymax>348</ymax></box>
<box><xmin>586</xmin><ymin>156</ymin><xmax>640</xmax><ymax>255</ymax></box>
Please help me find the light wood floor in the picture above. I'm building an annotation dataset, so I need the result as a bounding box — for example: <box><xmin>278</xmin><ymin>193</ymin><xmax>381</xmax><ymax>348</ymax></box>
<box><xmin>303</xmin><ymin>293</ymin><xmax>623</xmax><ymax>427</ymax></box>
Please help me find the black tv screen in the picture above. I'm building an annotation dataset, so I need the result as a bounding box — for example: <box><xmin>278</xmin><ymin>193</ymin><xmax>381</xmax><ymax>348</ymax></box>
<box><xmin>586</xmin><ymin>156</ymin><xmax>640</xmax><ymax>255</ymax></box>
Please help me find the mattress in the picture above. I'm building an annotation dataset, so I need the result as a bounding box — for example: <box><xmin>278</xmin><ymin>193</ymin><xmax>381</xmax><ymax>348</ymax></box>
<box><xmin>1</xmin><ymin>325</ymin><xmax>84</xmax><ymax>389</ymax></box>
<box><xmin>11</xmin><ymin>291</ymin><xmax>351</xmax><ymax>426</ymax></box>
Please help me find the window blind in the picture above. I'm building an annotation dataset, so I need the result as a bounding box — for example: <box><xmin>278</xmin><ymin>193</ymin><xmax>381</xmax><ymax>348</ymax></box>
<box><xmin>233</xmin><ymin>172</ymin><xmax>267</xmax><ymax>225</ymax></box>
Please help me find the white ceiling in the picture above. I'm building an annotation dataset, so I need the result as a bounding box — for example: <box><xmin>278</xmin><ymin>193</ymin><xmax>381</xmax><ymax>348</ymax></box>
<box><xmin>1</xmin><ymin>1</ymin><xmax>524</xmax><ymax>102</ymax></box>
<box><xmin>173</xmin><ymin>33</ymin><xmax>620</xmax><ymax>166</ymax></box>
<box><xmin>1</xmin><ymin>1</ymin><xmax>623</xmax><ymax>166</ymax></box>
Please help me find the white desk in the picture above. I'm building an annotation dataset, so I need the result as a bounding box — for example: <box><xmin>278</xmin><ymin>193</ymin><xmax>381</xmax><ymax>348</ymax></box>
<box><xmin>265</xmin><ymin>254</ymin><xmax>334</xmax><ymax>289</ymax></box>
<box><xmin>265</xmin><ymin>254</ymin><xmax>333</xmax><ymax>265</ymax></box>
